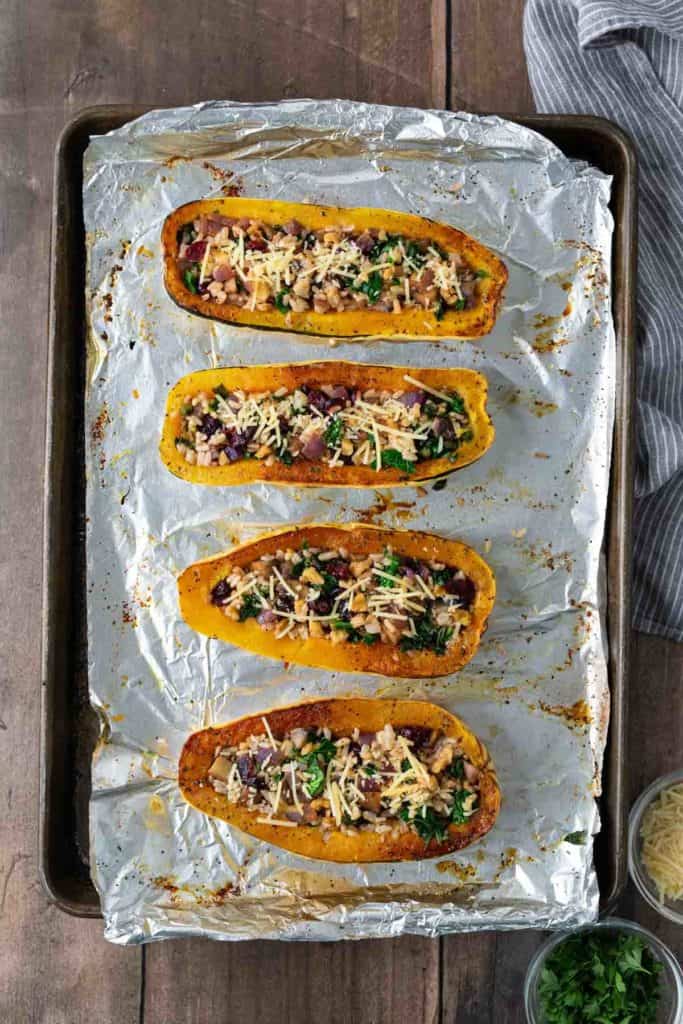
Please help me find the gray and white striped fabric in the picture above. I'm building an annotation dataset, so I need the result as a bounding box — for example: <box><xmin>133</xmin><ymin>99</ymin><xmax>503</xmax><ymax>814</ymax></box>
<box><xmin>524</xmin><ymin>0</ymin><xmax>683</xmax><ymax>641</ymax></box>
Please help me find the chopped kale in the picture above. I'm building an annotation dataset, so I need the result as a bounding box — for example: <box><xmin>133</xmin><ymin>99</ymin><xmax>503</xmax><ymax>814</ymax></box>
<box><xmin>381</xmin><ymin>449</ymin><xmax>416</xmax><ymax>474</ymax></box>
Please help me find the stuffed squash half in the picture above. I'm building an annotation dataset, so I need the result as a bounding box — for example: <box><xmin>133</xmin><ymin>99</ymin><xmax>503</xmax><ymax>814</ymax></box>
<box><xmin>161</xmin><ymin>361</ymin><xmax>494</xmax><ymax>487</ymax></box>
<box><xmin>162</xmin><ymin>198</ymin><xmax>507</xmax><ymax>339</ymax></box>
<box><xmin>178</xmin><ymin>524</ymin><xmax>495</xmax><ymax>677</ymax></box>
<box><xmin>178</xmin><ymin>698</ymin><xmax>501</xmax><ymax>862</ymax></box>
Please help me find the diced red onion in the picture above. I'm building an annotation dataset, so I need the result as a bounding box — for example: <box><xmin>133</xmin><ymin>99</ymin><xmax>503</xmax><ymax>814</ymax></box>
<box><xmin>213</xmin><ymin>263</ymin><xmax>235</xmax><ymax>282</ymax></box>
<box><xmin>464</xmin><ymin>761</ymin><xmax>480</xmax><ymax>784</ymax></box>
<box><xmin>284</xmin><ymin>219</ymin><xmax>303</xmax><ymax>236</ymax></box>
<box><xmin>301</xmin><ymin>433</ymin><xmax>325</xmax><ymax>460</ymax></box>
<box><xmin>398</xmin><ymin>390</ymin><xmax>425</xmax><ymax>408</ymax></box>
<box><xmin>257</xmin><ymin>609</ymin><xmax>277</xmax><ymax>626</ymax></box>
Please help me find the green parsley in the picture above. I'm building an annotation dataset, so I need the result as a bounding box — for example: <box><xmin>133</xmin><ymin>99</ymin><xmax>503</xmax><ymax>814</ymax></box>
<box><xmin>433</xmin><ymin>298</ymin><xmax>445</xmax><ymax>321</ymax></box>
<box><xmin>475</xmin><ymin>268</ymin><xmax>490</xmax><ymax>279</ymax></box>
<box><xmin>213</xmin><ymin>383</ymin><xmax>230</xmax><ymax>400</ymax></box>
<box><xmin>277</xmin><ymin>447</ymin><xmax>293</xmax><ymax>466</ymax></box>
<box><xmin>363</xmin><ymin>765</ymin><xmax>377</xmax><ymax>776</ymax></box>
<box><xmin>538</xmin><ymin>932</ymin><xmax>662</xmax><ymax>1024</ymax></box>
<box><xmin>449</xmin><ymin>757</ymin><xmax>465</xmax><ymax>780</ymax></box>
<box><xmin>454</xmin><ymin>298</ymin><xmax>467</xmax><ymax>311</ymax></box>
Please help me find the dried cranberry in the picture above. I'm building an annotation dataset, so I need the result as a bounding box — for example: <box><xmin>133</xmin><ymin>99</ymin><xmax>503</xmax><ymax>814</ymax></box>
<box><xmin>246</xmin><ymin>237</ymin><xmax>267</xmax><ymax>251</ymax></box>
<box><xmin>326</xmin><ymin>559</ymin><xmax>351</xmax><ymax>581</ymax></box>
<box><xmin>358</xmin><ymin>774</ymin><xmax>381</xmax><ymax>792</ymax></box>
<box><xmin>309</xmin><ymin>594</ymin><xmax>332</xmax><ymax>615</ymax></box>
<box><xmin>184</xmin><ymin>240</ymin><xmax>207</xmax><ymax>261</ymax></box>
<box><xmin>445</xmin><ymin>574</ymin><xmax>475</xmax><ymax>605</ymax></box>
<box><xmin>210</xmin><ymin>579</ymin><xmax>231</xmax><ymax>604</ymax></box>
<box><xmin>201</xmin><ymin>414</ymin><xmax>223</xmax><ymax>437</ymax></box>
<box><xmin>396</xmin><ymin>726</ymin><xmax>432</xmax><ymax>749</ymax></box>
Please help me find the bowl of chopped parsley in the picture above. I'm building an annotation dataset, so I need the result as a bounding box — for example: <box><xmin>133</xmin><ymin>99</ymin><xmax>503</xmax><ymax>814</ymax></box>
<box><xmin>524</xmin><ymin>918</ymin><xmax>682</xmax><ymax>1023</ymax></box>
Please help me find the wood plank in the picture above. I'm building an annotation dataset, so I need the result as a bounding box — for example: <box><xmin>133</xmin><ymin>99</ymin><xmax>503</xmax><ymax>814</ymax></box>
<box><xmin>0</xmin><ymin>108</ymin><xmax>142</xmax><ymax>1022</ymax></box>
<box><xmin>617</xmin><ymin>632</ymin><xmax>683</xmax><ymax>958</ymax></box>
<box><xmin>144</xmin><ymin>936</ymin><xmax>439</xmax><ymax>1024</ymax></box>
<box><xmin>449</xmin><ymin>0</ymin><xmax>535</xmax><ymax>113</ymax></box>
<box><xmin>1</xmin><ymin>0</ymin><xmax>439</xmax><ymax>1019</ymax></box>
<box><xmin>136</xmin><ymin>2</ymin><xmax>445</xmax><ymax>1017</ymax></box>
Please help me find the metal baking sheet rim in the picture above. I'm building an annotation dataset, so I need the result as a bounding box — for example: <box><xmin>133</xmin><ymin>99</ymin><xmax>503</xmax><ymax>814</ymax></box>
<box><xmin>40</xmin><ymin>104</ymin><xmax>636</xmax><ymax>924</ymax></box>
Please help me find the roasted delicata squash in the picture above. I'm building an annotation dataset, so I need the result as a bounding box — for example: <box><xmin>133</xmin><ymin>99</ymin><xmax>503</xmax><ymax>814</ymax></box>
<box><xmin>160</xmin><ymin>361</ymin><xmax>494</xmax><ymax>487</ymax></box>
<box><xmin>179</xmin><ymin>698</ymin><xmax>501</xmax><ymax>862</ymax></box>
<box><xmin>178</xmin><ymin>524</ymin><xmax>495</xmax><ymax>677</ymax></box>
<box><xmin>162</xmin><ymin>198</ymin><xmax>507</xmax><ymax>339</ymax></box>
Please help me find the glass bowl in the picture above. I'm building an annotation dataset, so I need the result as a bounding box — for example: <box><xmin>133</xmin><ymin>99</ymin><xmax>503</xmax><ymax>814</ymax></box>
<box><xmin>629</xmin><ymin>769</ymin><xmax>683</xmax><ymax>924</ymax></box>
<box><xmin>524</xmin><ymin>918</ymin><xmax>683</xmax><ymax>1024</ymax></box>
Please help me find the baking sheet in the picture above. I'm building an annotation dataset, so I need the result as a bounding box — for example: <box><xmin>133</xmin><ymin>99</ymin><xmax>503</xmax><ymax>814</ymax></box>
<box><xmin>83</xmin><ymin>99</ymin><xmax>615</xmax><ymax>943</ymax></box>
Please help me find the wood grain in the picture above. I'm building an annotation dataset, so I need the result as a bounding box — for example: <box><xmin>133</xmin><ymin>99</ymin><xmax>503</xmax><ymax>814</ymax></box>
<box><xmin>0</xmin><ymin>2</ymin><xmax>446</xmax><ymax>1022</ymax></box>
<box><xmin>2</xmin><ymin>0</ymin><xmax>682</xmax><ymax>1021</ymax></box>
<box><xmin>144</xmin><ymin>936</ymin><xmax>439</xmax><ymax>1024</ymax></box>
<box><xmin>449</xmin><ymin>0</ymin><xmax>535</xmax><ymax>113</ymax></box>
<box><xmin>0</xmin><ymin>101</ymin><xmax>143</xmax><ymax>1022</ymax></box>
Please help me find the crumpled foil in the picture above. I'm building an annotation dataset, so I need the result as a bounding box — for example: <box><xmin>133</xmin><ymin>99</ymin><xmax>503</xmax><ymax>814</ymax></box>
<box><xmin>83</xmin><ymin>99</ymin><xmax>615</xmax><ymax>944</ymax></box>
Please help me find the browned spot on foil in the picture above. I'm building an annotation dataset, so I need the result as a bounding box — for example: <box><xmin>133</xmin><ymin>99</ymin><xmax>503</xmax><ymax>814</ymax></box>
<box><xmin>436</xmin><ymin>861</ymin><xmax>477</xmax><ymax>881</ymax></box>
<box><xmin>122</xmin><ymin>601</ymin><xmax>138</xmax><ymax>628</ymax></box>
<box><xmin>532</xmin><ymin>400</ymin><xmax>558</xmax><ymax>418</ymax></box>
<box><xmin>539</xmin><ymin>698</ymin><xmax>592</xmax><ymax>728</ymax></box>
<box><xmin>355</xmin><ymin>491</ymin><xmax>416</xmax><ymax>524</ymax></box>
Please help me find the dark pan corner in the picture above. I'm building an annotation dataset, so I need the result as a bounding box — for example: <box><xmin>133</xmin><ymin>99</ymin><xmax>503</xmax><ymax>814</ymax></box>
<box><xmin>41</xmin><ymin>107</ymin><xmax>637</xmax><ymax>916</ymax></box>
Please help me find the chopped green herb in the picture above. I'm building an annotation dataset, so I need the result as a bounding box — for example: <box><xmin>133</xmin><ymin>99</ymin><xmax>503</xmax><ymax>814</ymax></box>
<box><xmin>361</xmin><ymin>633</ymin><xmax>379</xmax><ymax>645</ymax></box>
<box><xmin>538</xmin><ymin>931</ymin><xmax>663</xmax><ymax>1024</ymax></box>
<box><xmin>208</xmin><ymin>397</ymin><xmax>219</xmax><ymax>412</ymax></box>
<box><xmin>363</xmin><ymin>765</ymin><xmax>377</xmax><ymax>776</ymax></box>
<box><xmin>563</xmin><ymin>830</ymin><xmax>587</xmax><ymax>846</ymax></box>
<box><xmin>448</xmin><ymin>393</ymin><xmax>466</xmax><ymax>415</ymax></box>
<box><xmin>381</xmin><ymin>449</ymin><xmax>416</xmax><ymax>475</ymax></box>
<box><xmin>454</xmin><ymin>298</ymin><xmax>467</xmax><ymax>311</ymax></box>
<box><xmin>400</xmin><ymin>614</ymin><xmax>453</xmax><ymax>656</ymax></box>
<box><xmin>278</xmin><ymin>447</ymin><xmax>293</xmax><ymax>466</ymax></box>
<box><xmin>180</xmin><ymin>404</ymin><xmax>192</xmax><ymax>416</ymax></box>
<box><xmin>380</xmin><ymin>548</ymin><xmax>401</xmax><ymax>584</ymax></box>
<box><xmin>324</xmin><ymin>416</ymin><xmax>344</xmax><ymax>449</ymax></box>
<box><xmin>400</xmin><ymin>758</ymin><xmax>412</xmax><ymax>772</ymax></box>
<box><xmin>274</xmin><ymin>288</ymin><xmax>290</xmax><ymax>313</ymax></box>
<box><xmin>433</xmin><ymin>298</ymin><xmax>445</xmax><ymax>320</ymax></box>
<box><xmin>183</xmin><ymin>267</ymin><xmax>199</xmax><ymax>294</ymax></box>
<box><xmin>360</xmin><ymin>270</ymin><xmax>383</xmax><ymax>304</ymax></box>
<box><xmin>450</xmin><ymin>789</ymin><xmax>472</xmax><ymax>824</ymax></box>
<box><xmin>475</xmin><ymin>268</ymin><xmax>490</xmax><ymax>279</ymax></box>
<box><xmin>213</xmin><ymin>383</ymin><xmax>230</xmax><ymax>401</ymax></box>
<box><xmin>400</xmin><ymin>805</ymin><xmax>449</xmax><ymax>843</ymax></box>
<box><xmin>238</xmin><ymin>593</ymin><xmax>262</xmax><ymax>621</ymax></box>
<box><xmin>449</xmin><ymin>757</ymin><xmax>465</xmax><ymax>780</ymax></box>
<box><xmin>405</xmin><ymin>240</ymin><xmax>426</xmax><ymax>266</ymax></box>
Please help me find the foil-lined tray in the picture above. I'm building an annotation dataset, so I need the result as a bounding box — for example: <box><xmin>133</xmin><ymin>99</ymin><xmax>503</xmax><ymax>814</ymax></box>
<box><xmin>82</xmin><ymin>99</ymin><xmax>615</xmax><ymax>943</ymax></box>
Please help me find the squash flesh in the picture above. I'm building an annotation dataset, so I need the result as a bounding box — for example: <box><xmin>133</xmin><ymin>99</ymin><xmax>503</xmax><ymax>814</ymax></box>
<box><xmin>178</xmin><ymin>698</ymin><xmax>501</xmax><ymax>862</ymax></box>
<box><xmin>162</xmin><ymin>198</ymin><xmax>507</xmax><ymax>339</ymax></box>
<box><xmin>160</xmin><ymin>361</ymin><xmax>494</xmax><ymax>487</ymax></box>
<box><xmin>177</xmin><ymin>524</ymin><xmax>495</xmax><ymax>678</ymax></box>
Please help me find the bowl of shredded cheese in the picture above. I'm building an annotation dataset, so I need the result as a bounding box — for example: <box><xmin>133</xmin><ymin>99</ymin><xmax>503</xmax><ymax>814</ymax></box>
<box><xmin>629</xmin><ymin>769</ymin><xmax>683</xmax><ymax>925</ymax></box>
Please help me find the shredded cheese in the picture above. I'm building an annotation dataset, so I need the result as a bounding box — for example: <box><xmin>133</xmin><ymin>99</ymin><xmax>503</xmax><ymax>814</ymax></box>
<box><xmin>641</xmin><ymin>782</ymin><xmax>683</xmax><ymax>901</ymax></box>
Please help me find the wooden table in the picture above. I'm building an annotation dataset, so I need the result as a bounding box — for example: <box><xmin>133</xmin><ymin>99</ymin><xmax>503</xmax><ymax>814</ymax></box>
<box><xmin>1</xmin><ymin>2</ymin><xmax>680</xmax><ymax>1020</ymax></box>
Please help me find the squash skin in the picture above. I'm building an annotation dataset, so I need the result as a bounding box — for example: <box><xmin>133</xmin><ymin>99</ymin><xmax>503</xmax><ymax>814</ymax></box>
<box><xmin>177</xmin><ymin>524</ymin><xmax>495</xmax><ymax>678</ymax></box>
<box><xmin>178</xmin><ymin>697</ymin><xmax>501</xmax><ymax>862</ymax></box>
<box><xmin>160</xmin><ymin>361</ymin><xmax>494</xmax><ymax>487</ymax></box>
<box><xmin>162</xmin><ymin>198</ymin><xmax>507</xmax><ymax>340</ymax></box>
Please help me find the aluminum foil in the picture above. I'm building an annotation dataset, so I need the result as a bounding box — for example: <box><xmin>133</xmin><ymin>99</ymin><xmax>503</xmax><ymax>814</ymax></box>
<box><xmin>83</xmin><ymin>99</ymin><xmax>615</xmax><ymax>944</ymax></box>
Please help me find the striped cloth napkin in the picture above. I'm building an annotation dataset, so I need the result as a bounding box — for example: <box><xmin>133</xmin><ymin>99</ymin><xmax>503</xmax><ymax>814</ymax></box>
<box><xmin>524</xmin><ymin>0</ymin><xmax>683</xmax><ymax>642</ymax></box>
